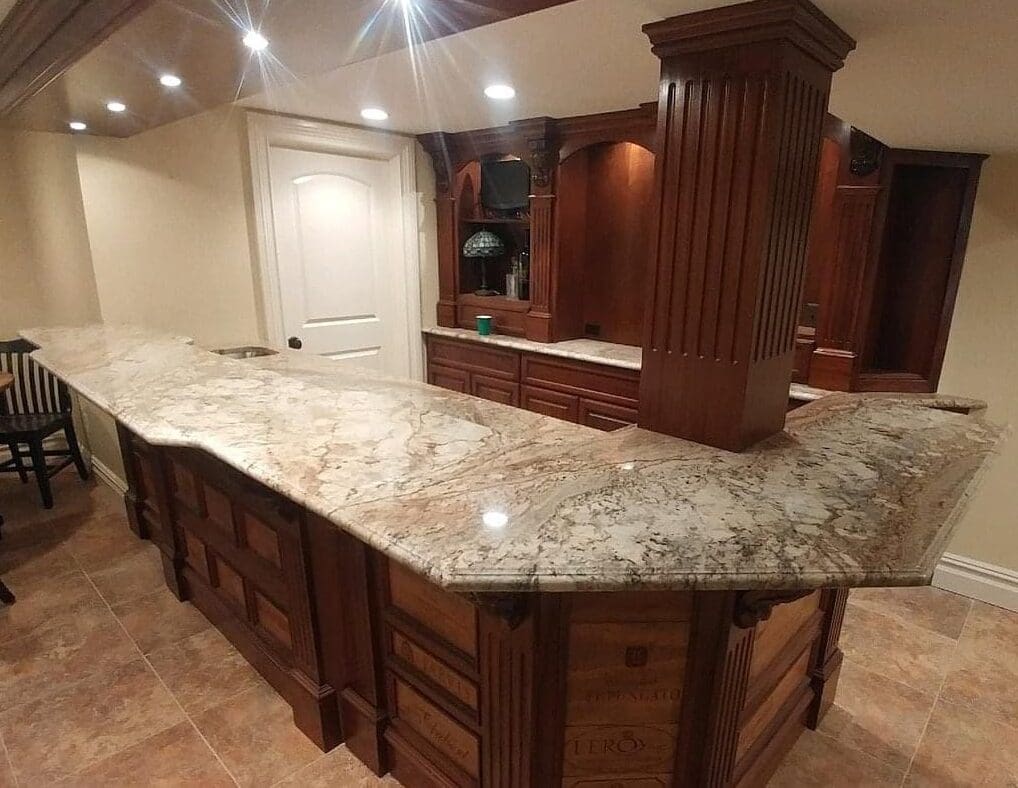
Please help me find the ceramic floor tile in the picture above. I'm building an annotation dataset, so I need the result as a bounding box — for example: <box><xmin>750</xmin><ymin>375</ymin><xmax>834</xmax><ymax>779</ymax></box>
<box><xmin>839</xmin><ymin>602</ymin><xmax>958</xmax><ymax>695</ymax></box>
<box><xmin>0</xmin><ymin>569</ymin><xmax>105</xmax><ymax>643</ymax></box>
<box><xmin>0</xmin><ymin>734</ymin><xmax>14</xmax><ymax>788</ymax></box>
<box><xmin>87</xmin><ymin>543</ymin><xmax>165</xmax><ymax>606</ymax></box>
<box><xmin>148</xmin><ymin>627</ymin><xmax>264</xmax><ymax>715</ymax></box>
<box><xmin>0</xmin><ymin>537</ymin><xmax>78</xmax><ymax>589</ymax></box>
<box><xmin>60</xmin><ymin>512</ymin><xmax>146</xmax><ymax>573</ymax></box>
<box><xmin>767</xmin><ymin>729</ymin><xmax>904</xmax><ymax>787</ymax></box>
<box><xmin>0</xmin><ymin>658</ymin><xmax>185</xmax><ymax>783</ymax></box>
<box><xmin>0</xmin><ymin>603</ymin><xmax>139</xmax><ymax>711</ymax></box>
<box><xmin>818</xmin><ymin>659</ymin><xmax>935</xmax><ymax>771</ymax></box>
<box><xmin>273</xmin><ymin>745</ymin><xmax>399</xmax><ymax>787</ymax></box>
<box><xmin>849</xmin><ymin>585</ymin><xmax>972</xmax><ymax>640</ymax></box>
<box><xmin>62</xmin><ymin>721</ymin><xmax>235</xmax><ymax>787</ymax></box>
<box><xmin>193</xmin><ymin>682</ymin><xmax>321</xmax><ymax>787</ymax></box>
<box><xmin>0</xmin><ymin>477</ymin><xmax>118</xmax><ymax>534</ymax></box>
<box><xmin>111</xmin><ymin>586</ymin><xmax>211</xmax><ymax>654</ymax></box>
<box><xmin>940</xmin><ymin>601</ymin><xmax>1018</xmax><ymax>729</ymax></box>
<box><xmin>905</xmin><ymin>698</ymin><xmax>1018</xmax><ymax>786</ymax></box>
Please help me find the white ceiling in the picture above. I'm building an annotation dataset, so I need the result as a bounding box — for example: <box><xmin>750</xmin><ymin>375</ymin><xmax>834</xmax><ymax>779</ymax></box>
<box><xmin>243</xmin><ymin>0</ymin><xmax>1018</xmax><ymax>154</ymax></box>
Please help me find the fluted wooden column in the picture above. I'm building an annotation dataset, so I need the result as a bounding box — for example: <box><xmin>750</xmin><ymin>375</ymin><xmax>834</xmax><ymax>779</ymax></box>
<box><xmin>638</xmin><ymin>0</ymin><xmax>855</xmax><ymax>451</ymax></box>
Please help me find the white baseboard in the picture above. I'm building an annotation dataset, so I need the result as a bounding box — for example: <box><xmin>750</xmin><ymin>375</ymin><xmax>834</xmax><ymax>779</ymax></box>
<box><xmin>933</xmin><ymin>552</ymin><xmax>1018</xmax><ymax>613</ymax></box>
<box><xmin>89</xmin><ymin>455</ymin><xmax>128</xmax><ymax>497</ymax></box>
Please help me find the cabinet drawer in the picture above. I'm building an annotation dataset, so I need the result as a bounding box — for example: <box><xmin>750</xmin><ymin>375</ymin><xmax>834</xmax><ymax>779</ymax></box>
<box><xmin>428</xmin><ymin>363</ymin><xmax>469</xmax><ymax>394</ymax></box>
<box><xmin>522</xmin><ymin>354</ymin><xmax>639</xmax><ymax>405</ymax></box>
<box><xmin>388</xmin><ymin>561</ymin><xmax>478</xmax><ymax>658</ymax></box>
<box><xmin>579</xmin><ymin>398</ymin><xmax>638</xmax><ymax>431</ymax></box>
<box><xmin>521</xmin><ymin>384</ymin><xmax>579</xmax><ymax>422</ymax></box>
<box><xmin>427</xmin><ymin>337</ymin><xmax>519</xmax><ymax>380</ymax></box>
<box><xmin>470</xmin><ymin>373</ymin><xmax>519</xmax><ymax>406</ymax></box>
<box><xmin>391</xmin><ymin>630</ymin><xmax>479</xmax><ymax>711</ymax></box>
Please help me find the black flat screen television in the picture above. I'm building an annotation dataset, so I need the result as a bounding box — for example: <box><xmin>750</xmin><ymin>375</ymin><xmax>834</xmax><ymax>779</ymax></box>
<box><xmin>480</xmin><ymin>159</ymin><xmax>530</xmax><ymax>213</ymax></box>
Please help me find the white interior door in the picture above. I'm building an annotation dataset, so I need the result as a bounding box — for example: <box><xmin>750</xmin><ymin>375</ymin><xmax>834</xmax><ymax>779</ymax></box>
<box><xmin>268</xmin><ymin>145</ymin><xmax>411</xmax><ymax>375</ymax></box>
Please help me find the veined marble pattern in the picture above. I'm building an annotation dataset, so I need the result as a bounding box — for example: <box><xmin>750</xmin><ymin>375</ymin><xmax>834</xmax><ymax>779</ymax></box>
<box><xmin>22</xmin><ymin>324</ymin><xmax>1003</xmax><ymax>593</ymax></box>
<box><xmin>422</xmin><ymin>325</ymin><xmax>644</xmax><ymax>370</ymax></box>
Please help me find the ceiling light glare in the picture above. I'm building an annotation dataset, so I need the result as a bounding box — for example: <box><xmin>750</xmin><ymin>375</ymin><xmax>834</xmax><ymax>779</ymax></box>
<box><xmin>106</xmin><ymin>101</ymin><xmax>126</xmax><ymax>113</ymax></box>
<box><xmin>159</xmin><ymin>74</ymin><xmax>182</xmax><ymax>87</ymax></box>
<box><xmin>482</xmin><ymin>511</ymin><xmax>509</xmax><ymax>529</ymax></box>
<box><xmin>68</xmin><ymin>121</ymin><xmax>87</xmax><ymax>131</ymax></box>
<box><xmin>243</xmin><ymin>30</ymin><xmax>269</xmax><ymax>51</ymax></box>
<box><xmin>484</xmin><ymin>84</ymin><xmax>516</xmax><ymax>100</ymax></box>
<box><xmin>360</xmin><ymin>107</ymin><xmax>389</xmax><ymax>121</ymax></box>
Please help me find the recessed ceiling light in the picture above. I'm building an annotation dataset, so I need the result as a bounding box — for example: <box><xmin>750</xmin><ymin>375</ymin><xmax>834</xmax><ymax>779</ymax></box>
<box><xmin>484</xmin><ymin>84</ymin><xmax>516</xmax><ymax>100</ymax></box>
<box><xmin>68</xmin><ymin>121</ymin><xmax>87</xmax><ymax>131</ymax></box>
<box><xmin>106</xmin><ymin>100</ymin><xmax>126</xmax><ymax>113</ymax></box>
<box><xmin>243</xmin><ymin>30</ymin><xmax>269</xmax><ymax>51</ymax></box>
<box><xmin>360</xmin><ymin>107</ymin><xmax>389</xmax><ymax>121</ymax></box>
<box><xmin>159</xmin><ymin>74</ymin><xmax>182</xmax><ymax>88</ymax></box>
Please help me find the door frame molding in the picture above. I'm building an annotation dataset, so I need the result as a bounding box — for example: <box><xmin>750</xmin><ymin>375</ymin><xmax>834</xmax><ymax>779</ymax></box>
<box><xmin>246</xmin><ymin>110</ymin><xmax>424</xmax><ymax>380</ymax></box>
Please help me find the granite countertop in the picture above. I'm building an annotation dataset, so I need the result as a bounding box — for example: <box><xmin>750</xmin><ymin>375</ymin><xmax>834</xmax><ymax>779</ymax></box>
<box><xmin>23</xmin><ymin>324</ymin><xmax>1003</xmax><ymax>594</ymax></box>
<box><xmin>422</xmin><ymin>325</ymin><xmax>828</xmax><ymax>402</ymax></box>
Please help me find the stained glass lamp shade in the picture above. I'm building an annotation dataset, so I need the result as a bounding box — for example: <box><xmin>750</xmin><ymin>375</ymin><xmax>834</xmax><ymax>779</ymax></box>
<box><xmin>462</xmin><ymin>230</ymin><xmax>504</xmax><ymax>296</ymax></box>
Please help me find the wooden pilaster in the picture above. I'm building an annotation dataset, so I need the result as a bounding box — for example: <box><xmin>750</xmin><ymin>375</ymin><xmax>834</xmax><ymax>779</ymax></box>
<box><xmin>638</xmin><ymin>0</ymin><xmax>855</xmax><ymax>450</ymax></box>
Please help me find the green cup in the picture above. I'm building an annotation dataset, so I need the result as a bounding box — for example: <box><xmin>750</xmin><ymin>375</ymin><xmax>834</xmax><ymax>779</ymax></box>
<box><xmin>476</xmin><ymin>315</ymin><xmax>493</xmax><ymax>336</ymax></box>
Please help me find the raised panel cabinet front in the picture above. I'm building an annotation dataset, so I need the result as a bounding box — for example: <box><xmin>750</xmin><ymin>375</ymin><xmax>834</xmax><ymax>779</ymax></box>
<box><xmin>521</xmin><ymin>384</ymin><xmax>579</xmax><ymax>422</ymax></box>
<box><xmin>469</xmin><ymin>373</ymin><xmax>519</xmax><ymax>406</ymax></box>
<box><xmin>428</xmin><ymin>363</ymin><xmax>470</xmax><ymax>394</ymax></box>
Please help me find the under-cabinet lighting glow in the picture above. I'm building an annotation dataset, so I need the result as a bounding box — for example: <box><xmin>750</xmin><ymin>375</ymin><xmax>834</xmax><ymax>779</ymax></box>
<box><xmin>243</xmin><ymin>30</ymin><xmax>269</xmax><ymax>51</ymax></box>
<box><xmin>484</xmin><ymin>84</ymin><xmax>516</xmax><ymax>100</ymax></box>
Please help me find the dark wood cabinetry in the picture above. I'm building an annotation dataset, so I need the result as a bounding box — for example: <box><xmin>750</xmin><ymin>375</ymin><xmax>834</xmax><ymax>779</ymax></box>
<box><xmin>798</xmin><ymin>116</ymin><xmax>985</xmax><ymax>392</ymax></box>
<box><xmin>419</xmin><ymin>105</ymin><xmax>656</xmax><ymax>345</ymax></box>
<box><xmin>113</xmin><ymin>435</ymin><xmax>852</xmax><ymax>787</ymax></box>
<box><xmin>425</xmin><ymin>334</ymin><xmax>639</xmax><ymax>431</ymax></box>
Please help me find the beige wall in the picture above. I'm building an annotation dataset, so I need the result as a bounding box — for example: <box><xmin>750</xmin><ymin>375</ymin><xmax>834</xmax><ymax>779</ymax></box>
<box><xmin>0</xmin><ymin>129</ymin><xmax>100</xmax><ymax>337</ymax></box>
<box><xmin>75</xmin><ymin>106</ymin><xmax>261</xmax><ymax>347</ymax></box>
<box><xmin>939</xmin><ymin>155</ymin><xmax>1018</xmax><ymax>571</ymax></box>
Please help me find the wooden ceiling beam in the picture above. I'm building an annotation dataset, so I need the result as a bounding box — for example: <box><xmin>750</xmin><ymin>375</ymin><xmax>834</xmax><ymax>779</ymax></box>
<box><xmin>0</xmin><ymin>0</ymin><xmax>154</xmax><ymax>116</ymax></box>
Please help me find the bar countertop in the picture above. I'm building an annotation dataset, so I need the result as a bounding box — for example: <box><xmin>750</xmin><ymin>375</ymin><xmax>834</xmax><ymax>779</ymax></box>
<box><xmin>22</xmin><ymin>324</ymin><xmax>1003</xmax><ymax>593</ymax></box>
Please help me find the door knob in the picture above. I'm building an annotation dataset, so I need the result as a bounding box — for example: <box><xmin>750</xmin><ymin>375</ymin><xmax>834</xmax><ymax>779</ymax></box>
<box><xmin>287</xmin><ymin>336</ymin><xmax>302</xmax><ymax>350</ymax></box>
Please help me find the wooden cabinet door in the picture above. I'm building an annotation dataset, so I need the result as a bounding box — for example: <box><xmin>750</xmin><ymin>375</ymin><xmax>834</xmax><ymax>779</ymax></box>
<box><xmin>470</xmin><ymin>373</ymin><xmax>519</xmax><ymax>406</ymax></box>
<box><xmin>521</xmin><ymin>385</ymin><xmax>579</xmax><ymax>423</ymax></box>
<box><xmin>579</xmin><ymin>398</ymin><xmax>638</xmax><ymax>431</ymax></box>
<box><xmin>428</xmin><ymin>363</ymin><xmax>469</xmax><ymax>394</ymax></box>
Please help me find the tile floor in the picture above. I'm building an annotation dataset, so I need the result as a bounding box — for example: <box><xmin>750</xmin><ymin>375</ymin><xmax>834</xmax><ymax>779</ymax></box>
<box><xmin>1</xmin><ymin>473</ymin><xmax>1016</xmax><ymax>786</ymax></box>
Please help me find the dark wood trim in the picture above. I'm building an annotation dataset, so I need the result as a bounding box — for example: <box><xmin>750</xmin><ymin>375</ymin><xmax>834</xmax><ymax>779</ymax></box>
<box><xmin>0</xmin><ymin>0</ymin><xmax>154</xmax><ymax>116</ymax></box>
<box><xmin>807</xmin><ymin>587</ymin><xmax>848</xmax><ymax>728</ymax></box>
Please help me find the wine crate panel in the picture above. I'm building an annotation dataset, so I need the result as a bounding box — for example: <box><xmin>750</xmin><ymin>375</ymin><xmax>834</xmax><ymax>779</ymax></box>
<box><xmin>183</xmin><ymin>531</ymin><xmax>209</xmax><ymax>580</ymax></box>
<box><xmin>750</xmin><ymin>591</ymin><xmax>819</xmax><ymax>681</ymax></box>
<box><xmin>241</xmin><ymin>511</ymin><xmax>283</xmax><ymax>567</ymax></box>
<box><xmin>255</xmin><ymin>590</ymin><xmax>292</xmax><ymax>650</ymax></box>
<box><xmin>212</xmin><ymin>555</ymin><xmax>246</xmax><ymax>611</ymax></box>
<box><xmin>562</xmin><ymin>724</ymin><xmax>678</xmax><ymax>777</ymax></box>
<box><xmin>570</xmin><ymin>592</ymin><xmax>692</xmax><ymax>623</ymax></box>
<box><xmin>389</xmin><ymin>562</ymin><xmax>477</xmax><ymax>658</ymax></box>
<box><xmin>566</xmin><ymin>622</ymin><xmax>688</xmax><ymax>725</ymax></box>
<box><xmin>392</xmin><ymin>630</ymin><xmax>478</xmax><ymax>710</ymax></box>
<box><xmin>394</xmin><ymin>678</ymin><xmax>480</xmax><ymax>779</ymax></box>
